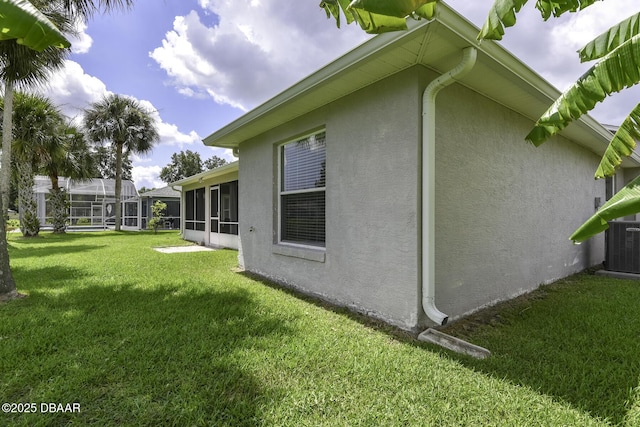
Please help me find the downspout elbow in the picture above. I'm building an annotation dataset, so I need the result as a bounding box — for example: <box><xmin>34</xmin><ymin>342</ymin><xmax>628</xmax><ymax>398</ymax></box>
<box><xmin>421</xmin><ymin>47</ymin><xmax>477</xmax><ymax>327</ymax></box>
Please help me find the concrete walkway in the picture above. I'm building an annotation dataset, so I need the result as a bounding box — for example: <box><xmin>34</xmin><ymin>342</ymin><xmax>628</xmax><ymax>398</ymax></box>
<box><xmin>153</xmin><ymin>246</ymin><xmax>216</xmax><ymax>254</ymax></box>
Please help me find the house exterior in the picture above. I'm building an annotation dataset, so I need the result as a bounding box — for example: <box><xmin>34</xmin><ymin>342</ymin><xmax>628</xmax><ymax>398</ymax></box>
<box><xmin>138</xmin><ymin>186</ymin><xmax>181</xmax><ymax>230</ymax></box>
<box><xmin>200</xmin><ymin>5</ymin><xmax>640</xmax><ymax>332</ymax></box>
<box><xmin>172</xmin><ymin>161</ymin><xmax>239</xmax><ymax>249</ymax></box>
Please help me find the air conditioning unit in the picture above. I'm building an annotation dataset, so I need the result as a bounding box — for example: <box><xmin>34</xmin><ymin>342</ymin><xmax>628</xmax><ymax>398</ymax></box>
<box><xmin>606</xmin><ymin>221</ymin><xmax>640</xmax><ymax>273</ymax></box>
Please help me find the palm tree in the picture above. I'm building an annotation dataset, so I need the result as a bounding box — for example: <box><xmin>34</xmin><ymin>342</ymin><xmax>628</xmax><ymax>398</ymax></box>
<box><xmin>0</xmin><ymin>1</ymin><xmax>75</xmax><ymax>217</ymax></box>
<box><xmin>10</xmin><ymin>92</ymin><xmax>64</xmax><ymax>237</ymax></box>
<box><xmin>84</xmin><ymin>94</ymin><xmax>159</xmax><ymax>231</ymax></box>
<box><xmin>42</xmin><ymin>119</ymin><xmax>96</xmax><ymax>233</ymax></box>
<box><xmin>0</xmin><ymin>0</ymin><xmax>133</xmax><ymax>301</ymax></box>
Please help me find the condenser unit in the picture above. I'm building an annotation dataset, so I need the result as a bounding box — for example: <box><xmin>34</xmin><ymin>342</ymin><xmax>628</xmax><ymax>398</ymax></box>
<box><xmin>606</xmin><ymin>221</ymin><xmax>640</xmax><ymax>274</ymax></box>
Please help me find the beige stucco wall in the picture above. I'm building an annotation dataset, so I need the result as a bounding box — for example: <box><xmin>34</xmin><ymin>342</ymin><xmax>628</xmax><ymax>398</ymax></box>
<box><xmin>237</xmin><ymin>65</ymin><xmax>606</xmax><ymax>331</ymax></box>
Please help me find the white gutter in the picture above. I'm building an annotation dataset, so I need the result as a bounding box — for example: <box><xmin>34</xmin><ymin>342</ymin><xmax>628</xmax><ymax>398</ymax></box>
<box><xmin>422</xmin><ymin>47</ymin><xmax>477</xmax><ymax>326</ymax></box>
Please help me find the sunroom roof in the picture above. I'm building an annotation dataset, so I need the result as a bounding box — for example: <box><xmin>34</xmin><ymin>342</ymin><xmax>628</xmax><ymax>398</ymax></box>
<box><xmin>34</xmin><ymin>176</ymin><xmax>139</xmax><ymax>199</ymax></box>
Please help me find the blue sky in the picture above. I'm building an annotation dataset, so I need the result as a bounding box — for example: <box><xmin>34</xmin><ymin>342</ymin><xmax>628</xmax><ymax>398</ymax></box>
<box><xmin>40</xmin><ymin>0</ymin><xmax>639</xmax><ymax>190</ymax></box>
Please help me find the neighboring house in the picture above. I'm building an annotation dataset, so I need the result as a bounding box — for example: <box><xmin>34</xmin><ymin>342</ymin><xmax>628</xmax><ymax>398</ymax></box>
<box><xmin>172</xmin><ymin>161</ymin><xmax>239</xmax><ymax>249</ymax></box>
<box><xmin>200</xmin><ymin>5</ymin><xmax>640</xmax><ymax>332</ymax></box>
<box><xmin>34</xmin><ymin>176</ymin><xmax>140</xmax><ymax>229</ymax></box>
<box><xmin>139</xmin><ymin>186</ymin><xmax>181</xmax><ymax>230</ymax></box>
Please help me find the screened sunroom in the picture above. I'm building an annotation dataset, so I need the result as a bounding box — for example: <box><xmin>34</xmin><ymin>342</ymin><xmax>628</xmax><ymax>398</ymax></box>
<box><xmin>34</xmin><ymin>176</ymin><xmax>140</xmax><ymax>229</ymax></box>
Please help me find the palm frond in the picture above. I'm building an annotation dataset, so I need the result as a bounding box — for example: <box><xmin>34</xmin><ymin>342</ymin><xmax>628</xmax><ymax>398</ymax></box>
<box><xmin>580</xmin><ymin>12</ymin><xmax>640</xmax><ymax>62</ymax></box>
<box><xmin>59</xmin><ymin>0</ymin><xmax>133</xmax><ymax>19</ymax></box>
<box><xmin>526</xmin><ymin>33</ymin><xmax>640</xmax><ymax>145</ymax></box>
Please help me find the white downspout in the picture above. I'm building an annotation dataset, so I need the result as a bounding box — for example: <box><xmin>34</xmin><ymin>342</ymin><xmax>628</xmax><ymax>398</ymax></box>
<box><xmin>422</xmin><ymin>47</ymin><xmax>477</xmax><ymax>326</ymax></box>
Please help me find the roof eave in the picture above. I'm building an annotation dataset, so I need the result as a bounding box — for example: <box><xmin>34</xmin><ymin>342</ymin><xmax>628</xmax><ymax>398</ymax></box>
<box><xmin>171</xmin><ymin>160</ymin><xmax>239</xmax><ymax>187</ymax></box>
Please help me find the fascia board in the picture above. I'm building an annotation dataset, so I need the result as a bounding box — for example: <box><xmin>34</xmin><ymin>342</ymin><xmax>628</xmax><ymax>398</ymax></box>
<box><xmin>171</xmin><ymin>161</ymin><xmax>239</xmax><ymax>186</ymax></box>
<box><xmin>202</xmin><ymin>19</ymin><xmax>434</xmax><ymax>148</ymax></box>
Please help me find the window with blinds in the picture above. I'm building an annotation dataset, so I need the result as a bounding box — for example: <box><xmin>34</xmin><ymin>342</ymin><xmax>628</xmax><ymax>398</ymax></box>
<box><xmin>280</xmin><ymin>130</ymin><xmax>326</xmax><ymax>247</ymax></box>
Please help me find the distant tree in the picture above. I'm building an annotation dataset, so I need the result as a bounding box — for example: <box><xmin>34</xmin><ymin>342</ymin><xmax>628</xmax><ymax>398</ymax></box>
<box><xmin>203</xmin><ymin>155</ymin><xmax>227</xmax><ymax>171</ymax></box>
<box><xmin>84</xmin><ymin>94</ymin><xmax>159</xmax><ymax>231</ymax></box>
<box><xmin>93</xmin><ymin>145</ymin><xmax>133</xmax><ymax>180</ymax></box>
<box><xmin>138</xmin><ymin>186</ymin><xmax>156</xmax><ymax>194</ymax></box>
<box><xmin>160</xmin><ymin>150</ymin><xmax>204</xmax><ymax>183</ymax></box>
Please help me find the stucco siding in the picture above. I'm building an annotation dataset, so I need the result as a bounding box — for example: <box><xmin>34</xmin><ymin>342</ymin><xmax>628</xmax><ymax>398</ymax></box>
<box><xmin>239</xmin><ymin>68</ymin><xmax>423</xmax><ymax>330</ymax></box>
<box><xmin>433</xmin><ymin>80</ymin><xmax>605</xmax><ymax>322</ymax></box>
<box><xmin>238</xmin><ymin>64</ymin><xmax>606</xmax><ymax>331</ymax></box>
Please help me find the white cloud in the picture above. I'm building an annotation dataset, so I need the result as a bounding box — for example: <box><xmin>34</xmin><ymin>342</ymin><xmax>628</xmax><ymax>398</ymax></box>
<box><xmin>43</xmin><ymin>60</ymin><xmax>109</xmax><ymax>120</ymax></box>
<box><xmin>132</xmin><ymin>165</ymin><xmax>164</xmax><ymax>190</ymax></box>
<box><xmin>137</xmin><ymin>99</ymin><xmax>203</xmax><ymax>147</ymax></box>
<box><xmin>69</xmin><ymin>19</ymin><xmax>93</xmax><ymax>54</ymax></box>
<box><xmin>43</xmin><ymin>62</ymin><xmax>203</xmax><ymax>149</ymax></box>
<box><xmin>150</xmin><ymin>0</ymin><xmax>370</xmax><ymax>110</ymax></box>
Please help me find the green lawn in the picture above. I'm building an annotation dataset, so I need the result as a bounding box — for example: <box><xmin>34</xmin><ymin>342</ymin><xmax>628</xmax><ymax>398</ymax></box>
<box><xmin>1</xmin><ymin>231</ymin><xmax>638</xmax><ymax>426</ymax></box>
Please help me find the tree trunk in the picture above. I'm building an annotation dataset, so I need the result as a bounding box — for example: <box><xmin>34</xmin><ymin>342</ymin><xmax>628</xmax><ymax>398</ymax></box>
<box><xmin>49</xmin><ymin>175</ymin><xmax>68</xmax><ymax>233</ymax></box>
<box><xmin>114</xmin><ymin>143</ymin><xmax>123</xmax><ymax>231</ymax></box>
<box><xmin>1</xmin><ymin>80</ymin><xmax>14</xmax><ymax>218</ymax></box>
<box><xmin>16</xmin><ymin>161</ymin><xmax>39</xmax><ymax>237</ymax></box>
<box><xmin>0</xmin><ymin>190</ymin><xmax>17</xmax><ymax>301</ymax></box>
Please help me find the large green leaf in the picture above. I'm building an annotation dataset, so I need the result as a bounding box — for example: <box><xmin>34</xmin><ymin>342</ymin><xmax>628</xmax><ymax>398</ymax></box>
<box><xmin>570</xmin><ymin>174</ymin><xmax>640</xmax><ymax>243</ymax></box>
<box><xmin>536</xmin><ymin>0</ymin><xmax>601</xmax><ymax>20</ymax></box>
<box><xmin>478</xmin><ymin>0</ymin><xmax>601</xmax><ymax>40</ymax></box>
<box><xmin>595</xmin><ymin>103</ymin><xmax>640</xmax><ymax>178</ymax></box>
<box><xmin>526</xmin><ymin>33</ymin><xmax>640</xmax><ymax>145</ymax></box>
<box><xmin>478</xmin><ymin>0</ymin><xmax>528</xmax><ymax>41</ymax></box>
<box><xmin>580</xmin><ymin>12</ymin><xmax>640</xmax><ymax>62</ymax></box>
<box><xmin>347</xmin><ymin>0</ymin><xmax>437</xmax><ymax>18</ymax></box>
<box><xmin>319</xmin><ymin>0</ymin><xmax>437</xmax><ymax>34</ymax></box>
<box><xmin>0</xmin><ymin>0</ymin><xmax>70</xmax><ymax>51</ymax></box>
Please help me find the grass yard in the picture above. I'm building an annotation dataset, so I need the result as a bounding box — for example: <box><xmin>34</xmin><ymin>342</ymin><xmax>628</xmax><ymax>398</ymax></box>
<box><xmin>1</xmin><ymin>231</ymin><xmax>639</xmax><ymax>426</ymax></box>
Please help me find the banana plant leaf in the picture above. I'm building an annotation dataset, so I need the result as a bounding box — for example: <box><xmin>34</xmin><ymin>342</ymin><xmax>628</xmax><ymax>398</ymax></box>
<box><xmin>570</xmin><ymin>174</ymin><xmax>640</xmax><ymax>243</ymax></box>
<box><xmin>579</xmin><ymin>12</ymin><xmax>640</xmax><ymax>62</ymax></box>
<box><xmin>320</xmin><ymin>0</ymin><xmax>437</xmax><ymax>34</ymax></box>
<box><xmin>526</xmin><ymin>33</ymin><xmax>640</xmax><ymax>145</ymax></box>
<box><xmin>478</xmin><ymin>0</ymin><xmax>528</xmax><ymax>40</ymax></box>
<box><xmin>478</xmin><ymin>0</ymin><xmax>600</xmax><ymax>40</ymax></box>
<box><xmin>347</xmin><ymin>0</ymin><xmax>437</xmax><ymax>18</ymax></box>
<box><xmin>536</xmin><ymin>0</ymin><xmax>600</xmax><ymax>19</ymax></box>
<box><xmin>0</xmin><ymin>0</ymin><xmax>70</xmax><ymax>51</ymax></box>
<box><xmin>595</xmin><ymin>103</ymin><xmax>640</xmax><ymax>178</ymax></box>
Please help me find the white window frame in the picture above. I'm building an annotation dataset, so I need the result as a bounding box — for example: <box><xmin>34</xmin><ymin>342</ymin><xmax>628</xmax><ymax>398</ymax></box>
<box><xmin>277</xmin><ymin>129</ymin><xmax>326</xmax><ymax>249</ymax></box>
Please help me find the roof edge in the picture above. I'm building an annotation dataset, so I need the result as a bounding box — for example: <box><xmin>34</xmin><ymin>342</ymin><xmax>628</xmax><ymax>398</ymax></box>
<box><xmin>171</xmin><ymin>160</ymin><xmax>239</xmax><ymax>187</ymax></box>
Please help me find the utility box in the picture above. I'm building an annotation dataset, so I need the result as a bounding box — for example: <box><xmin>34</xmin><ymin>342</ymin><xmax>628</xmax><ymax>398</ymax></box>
<box><xmin>606</xmin><ymin>221</ymin><xmax>640</xmax><ymax>273</ymax></box>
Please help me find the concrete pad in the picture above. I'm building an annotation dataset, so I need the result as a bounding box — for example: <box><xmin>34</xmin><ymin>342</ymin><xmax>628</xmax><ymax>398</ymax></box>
<box><xmin>153</xmin><ymin>246</ymin><xmax>216</xmax><ymax>254</ymax></box>
<box><xmin>418</xmin><ymin>328</ymin><xmax>491</xmax><ymax>359</ymax></box>
<box><xmin>595</xmin><ymin>269</ymin><xmax>640</xmax><ymax>281</ymax></box>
